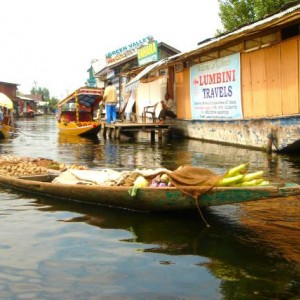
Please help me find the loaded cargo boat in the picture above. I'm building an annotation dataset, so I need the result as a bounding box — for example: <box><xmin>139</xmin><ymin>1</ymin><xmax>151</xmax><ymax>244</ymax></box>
<box><xmin>0</xmin><ymin>156</ymin><xmax>299</xmax><ymax>213</ymax></box>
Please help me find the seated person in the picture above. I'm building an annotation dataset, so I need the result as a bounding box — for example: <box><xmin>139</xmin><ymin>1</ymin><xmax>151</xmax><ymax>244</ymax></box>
<box><xmin>158</xmin><ymin>93</ymin><xmax>177</xmax><ymax>123</ymax></box>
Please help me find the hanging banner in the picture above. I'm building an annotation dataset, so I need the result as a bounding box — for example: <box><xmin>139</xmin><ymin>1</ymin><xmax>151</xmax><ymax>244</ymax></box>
<box><xmin>190</xmin><ymin>53</ymin><xmax>242</xmax><ymax>119</ymax></box>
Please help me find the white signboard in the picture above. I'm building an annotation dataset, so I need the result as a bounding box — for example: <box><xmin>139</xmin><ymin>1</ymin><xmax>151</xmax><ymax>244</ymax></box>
<box><xmin>190</xmin><ymin>53</ymin><xmax>242</xmax><ymax>119</ymax></box>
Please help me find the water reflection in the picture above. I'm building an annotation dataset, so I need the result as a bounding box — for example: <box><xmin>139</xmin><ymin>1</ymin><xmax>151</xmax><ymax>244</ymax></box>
<box><xmin>240</xmin><ymin>196</ymin><xmax>300</xmax><ymax>263</ymax></box>
<box><xmin>58</xmin><ymin>134</ymin><xmax>101</xmax><ymax>164</ymax></box>
<box><xmin>58</xmin><ymin>134</ymin><xmax>100</xmax><ymax>145</ymax></box>
<box><xmin>33</xmin><ymin>195</ymin><xmax>300</xmax><ymax>299</ymax></box>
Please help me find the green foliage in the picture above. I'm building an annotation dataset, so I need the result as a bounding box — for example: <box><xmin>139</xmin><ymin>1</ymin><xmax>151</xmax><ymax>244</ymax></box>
<box><xmin>48</xmin><ymin>97</ymin><xmax>59</xmax><ymax>112</ymax></box>
<box><xmin>30</xmin><ymin>85</ymin><xmax>58</xmax><ymax>112</ymax></box>
<box><xmin>31</xmin><ymin>86</ymin><xmax>50</xmax><ymax>100</ymax></box>
<box><xmin>217</xmin><ymin>0</ymin><xmax>296</xmax><ymax>33</ymax></box>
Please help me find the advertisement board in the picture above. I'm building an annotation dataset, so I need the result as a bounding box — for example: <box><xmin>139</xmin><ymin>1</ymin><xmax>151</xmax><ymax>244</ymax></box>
<box><xmin>137</xmin><ymin>41</ymin><xmax>158</xmax><ymax>66</ymax></box>
<box><xmin>105</xmin><ymin>36</ymin><xmax>154</xmax><ymax>66</ymax></box>
<box><xmin>190</xmin><ymin>53</ymin><xmax>242</xmax><ymax>119</ymax></box>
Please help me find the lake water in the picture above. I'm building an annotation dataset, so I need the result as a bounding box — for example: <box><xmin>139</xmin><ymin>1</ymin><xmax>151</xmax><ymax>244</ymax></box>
<box><xmin>0</xmin><ymin>115</ymin><xmax>299</xmax><ymax>299</ymax></box>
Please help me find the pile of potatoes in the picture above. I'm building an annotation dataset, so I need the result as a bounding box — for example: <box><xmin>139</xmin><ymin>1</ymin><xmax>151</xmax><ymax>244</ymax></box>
<box><xmin>0</xmin><ymin>155</ymin><xmax>87</xmax><ymax>178</ymax></box>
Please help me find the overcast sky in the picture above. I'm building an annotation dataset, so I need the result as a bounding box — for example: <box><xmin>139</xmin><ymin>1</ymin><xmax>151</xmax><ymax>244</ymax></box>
<box><xmin>0</xmin><ymin>0</ymin><xmax>222</xmax><ymax>99</ymax></box>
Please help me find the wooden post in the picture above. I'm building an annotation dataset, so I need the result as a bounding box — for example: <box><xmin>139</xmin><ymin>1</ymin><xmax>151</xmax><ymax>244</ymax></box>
<box><xmin>116</xmin><ymin>127</ymin><xmax>121</xmax><ymax>139</ymax></box>
<box><xmin>158</xmin><ymin>129</ymin><xmax>162</xmax><ymax>140</ymax></box>
<box><xmin>108</xmin><ymin>127</ymin><xmax>112</xmax><ymax>138</ymax></box>
<box><xmin>168</xmin><ymin>128</ymin><xmax>172</xmax><ymax>139</ymax></box>
<box><xmin>102</xmin><ymin>125</ymin><xmax>107</xmax><ymax>137</ymax></box>
<box><xmin>151</xmin><ymin>130</ymin><xmax>155</xmax><ymax>142</ymax></box>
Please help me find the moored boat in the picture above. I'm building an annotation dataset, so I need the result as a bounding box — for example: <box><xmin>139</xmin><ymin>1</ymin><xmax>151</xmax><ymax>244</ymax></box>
<box><xmin>0</xmin><ymin>123</ymin><xmax>13</xmax><ymax>139</ymax></box>
<box><xmin>0</xmin><ymin>168</ymin><xmax>299</xmax><ymax>212</ymax></box>
<box><xmin>0</xmin><ymin>92</ymin><xmax>14</xmax><ymax>139</ymax></box>
<box><xmin>56</xmin><ymin>87</ymin><xmax>103</xmax><ymax>137</ymax></box>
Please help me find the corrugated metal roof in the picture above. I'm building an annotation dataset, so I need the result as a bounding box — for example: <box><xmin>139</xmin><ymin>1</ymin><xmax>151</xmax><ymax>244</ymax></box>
<box><xmin>172</xmin><ymin>2</ymin><xmax>300</xmax><ymax>62</ymax></box>
<box><xmin>125</xmin><ymin>3</ymin><xmax>300</xmax><ymax>92</ymax></box>
<box><xmin>125</xmin><ymin>58</ymin><xmax>169</xmax><ymax>92</ymax></box>
<box><xmin>0</xmin><ymin>80</ymin><xmax>19</xmax><ymax>86</ymax></box>
<box><xmin>211</xmin><ymin>2</ymin><xmax>299</xmax><ymax>43</ymax></box>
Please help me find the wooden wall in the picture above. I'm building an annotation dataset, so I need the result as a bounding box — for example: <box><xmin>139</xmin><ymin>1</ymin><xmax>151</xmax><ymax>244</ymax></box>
<box><xmin>0</xmin><ymin>83</ymin><xmax>18</xmax><ymax>101</ymax></box>
<box><xmin>174</xmin><ymin>36</ymin><xmax>300</xmax><ymax>120</ymax></box>
<box><xmin>242</xmin><ymin>36</ymin><xmax>300</xmax><ymax>118</ymax></box>
<box><xmin>175</xmin><ymin>68</ymin><xmax>191</xmax><ymax>119</ymax></box>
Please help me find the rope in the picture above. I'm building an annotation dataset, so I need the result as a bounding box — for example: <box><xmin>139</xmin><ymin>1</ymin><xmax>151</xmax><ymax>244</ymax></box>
<box><xmin>195</xmin><ymin>198</ymin><xmax>210</xmax><ymax>227</ymax></box>
<box><xmin>14</xmin><ymin>128</ymin><xmax>39</xmax><ymax>137</ymax></box>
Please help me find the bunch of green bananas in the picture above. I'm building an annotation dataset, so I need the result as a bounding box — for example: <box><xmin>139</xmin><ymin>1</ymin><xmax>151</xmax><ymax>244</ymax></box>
<box><xmin>217</xmin><ymin>163</ymin><xmax>269</xmax><ymax>187</ymax></box>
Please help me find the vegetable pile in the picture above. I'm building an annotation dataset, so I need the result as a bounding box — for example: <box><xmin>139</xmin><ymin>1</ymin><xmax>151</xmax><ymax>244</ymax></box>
<box><xmin>217</xmin><ymin>163</ymin><xmax>269</xmax><ymax>187</ymax></box>
<box><xmin>0</xmin><ymin>155</ymin><xmax>87</xmax><ymax>178</ymax></box>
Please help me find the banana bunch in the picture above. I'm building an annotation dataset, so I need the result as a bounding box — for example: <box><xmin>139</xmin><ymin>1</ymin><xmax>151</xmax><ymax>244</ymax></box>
<box><xmin>217</xmin><ymin>163</ymin><xmax>269</xmax><ymax>187</ymax></box>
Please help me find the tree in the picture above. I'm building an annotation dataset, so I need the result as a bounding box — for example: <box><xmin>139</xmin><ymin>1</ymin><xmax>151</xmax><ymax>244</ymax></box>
<box><xmin>48</xmin><ymin>97</ymin><xmax>59</xmax><ymax>112</ymax></box>
<box><xmin>217</xmin><ymin>0</ymin><xmax>297</xmax><ymax>33</ymax></box>
<box><xmin>30</xmin><ymin>85</ymin><xmax>58</xmax><ymax>113</ymax></box>
<box><xmin>30</xmin><ymin>86</ymin><xmax>50</xmax><ymax>100</ymax></box>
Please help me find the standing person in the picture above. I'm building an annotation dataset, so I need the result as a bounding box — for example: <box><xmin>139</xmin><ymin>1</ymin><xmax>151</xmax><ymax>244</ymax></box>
<box><xmin>103</xmin><ymin>80</ymin><xmax>118</xmax><ymax>124</ymax></box>
<box><xmin>158</xmin><ymin>93</ymin><xmax>177</xmax><ymax>123</ymax></box>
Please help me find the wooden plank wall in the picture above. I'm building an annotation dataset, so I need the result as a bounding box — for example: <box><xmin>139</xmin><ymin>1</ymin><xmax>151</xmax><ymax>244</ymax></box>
<box><xmin>265</xmin><ymin>45</ymin><xmax>282</xmax><ymax>116</ymax></box>
<box><xmin>241</xmin><ymin>54</ymin><xmax>253</xmax><ymax>116</ymax></box>
<box><xmin>0</xmin><ymin>84</ymin><xmax>17</xmax><ymax>101</ymax></box>
<box><xmin>281</xmin><ymin>39</ymin><xmax>299</xmax><ymax>115</ymax></box>
<box><xmin>175</xmin><ymin>68</ymin><xmax>192</xmax><ymax>119</ymax></box>
<box><xmin>242</xmin><ymin>36</ymin><xmax>300</xmax><ymax>118</ymax></box>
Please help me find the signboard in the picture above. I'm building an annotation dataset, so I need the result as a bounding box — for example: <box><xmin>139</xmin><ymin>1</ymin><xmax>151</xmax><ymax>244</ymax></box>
<box><xmin>105</xmin><ymin>36</ymin><xmax>154</xmax><ymax>66</ymax></box>
<box><xmin>137</xmin><ymin>41</ymin><xmax>158</xmax><ymax>66</ymax></box>
<box><xmin>190</xmin><ymin>53</ymin><xmax>242</xmax><ymax>119</ymax></box>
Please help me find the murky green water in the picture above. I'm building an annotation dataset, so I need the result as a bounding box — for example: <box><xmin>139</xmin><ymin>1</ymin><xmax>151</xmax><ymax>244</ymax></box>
<box><xmin>0</xmin><ymin>116</ymin><xmax>299</xmax><ymax>299</ymax></box>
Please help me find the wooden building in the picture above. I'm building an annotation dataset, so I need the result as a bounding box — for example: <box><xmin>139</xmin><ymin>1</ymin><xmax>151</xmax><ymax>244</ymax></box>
<box><xmin>126</xmin><ymin>2</ymin><xmax>300</xmax><ymax>152</ymax></box>
<box><xmin>93</xmin><ymin>37</ymin><xmax>181</xmax><ymax>113</ymax></box>
<box><xmin>0</xmin><ymin>81</ymin><xmax>18</xmax><ymax>105</ymax></box>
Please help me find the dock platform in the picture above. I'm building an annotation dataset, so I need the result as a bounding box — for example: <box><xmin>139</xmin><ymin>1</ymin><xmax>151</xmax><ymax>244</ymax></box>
<box><xmin>102</xmin><ymin>122</ymin><xmax>171</xmax><ymax>141</ymax></box>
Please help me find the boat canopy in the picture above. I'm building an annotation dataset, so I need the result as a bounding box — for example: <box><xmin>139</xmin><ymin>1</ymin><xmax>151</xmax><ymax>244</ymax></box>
<box><xmin>0</xmin><ymin>93</ymin><xmax>13</xmax><ymax>109</ymax></box>
<box><xmin>58</xmin><ymin>87</ymin><xmax>103</xmax><ymax>108</ymax></box>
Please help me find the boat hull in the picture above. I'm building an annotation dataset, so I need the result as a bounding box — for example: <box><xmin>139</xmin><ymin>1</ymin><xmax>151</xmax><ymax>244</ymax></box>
<box><xmin>0</xmin><ymin>174</ymin><xmax>299</xmax><ymax>212</ymax></box>
<box><xmin>57</xmin><ymin>122</ymin><xmax>101</xmax><ymax>136</ymax></box>
<box><xmin>0</xmin><ymin>124</ymin><xmax>13</xmax><ymax>139</ymax></box>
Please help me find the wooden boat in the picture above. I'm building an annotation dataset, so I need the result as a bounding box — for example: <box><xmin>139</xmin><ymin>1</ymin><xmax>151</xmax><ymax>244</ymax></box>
<box><xmin>0</xmin><ymin>92</ymin><xmax>14</xmax><ymax>139</ymax></box>
<box><xmin>0</xmin><ymin>172</ymin><xmax>299</xmax><ymax>212</ymax></box>
<box><xmin>56</xmin><ymin>87</ymin><xmax>103</xmax><ymax>137</ymax></box>
<box><xmin>0</xmin><ymin>123</ymin><xmax>13</xmax><ymax>139</ymax></box>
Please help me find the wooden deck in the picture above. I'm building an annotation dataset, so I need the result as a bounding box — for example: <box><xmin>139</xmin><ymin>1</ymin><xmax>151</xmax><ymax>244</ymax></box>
<box><xmin>102</xmin><ymin>122</ymin><xmax>171</xmax><ymax>141</ymax></box>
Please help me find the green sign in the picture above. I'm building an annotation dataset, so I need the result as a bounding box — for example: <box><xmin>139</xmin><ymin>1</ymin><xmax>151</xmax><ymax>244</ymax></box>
<box><xmin>137</xmin><ymin>41</ymin><xmax>158</xmax><ymax>66</ymax></box>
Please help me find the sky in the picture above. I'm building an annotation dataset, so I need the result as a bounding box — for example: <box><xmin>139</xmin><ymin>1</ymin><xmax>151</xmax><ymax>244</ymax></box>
<box><xmin>0</xmin><ymin>0</ymin><xmax>222</xmax><ymax>99</ymax></box>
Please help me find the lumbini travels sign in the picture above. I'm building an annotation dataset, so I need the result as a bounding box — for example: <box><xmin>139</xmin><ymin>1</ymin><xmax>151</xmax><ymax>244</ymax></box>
<box><xmin>105</xmin><ymin>36</ymin><xmax>155</xmax><ymax>66</ymax></box>
<box><xmin>137</xmin><ymin>41</ymin><xmax>158</xmax><ymax>66</ymax></box>
<box><xmin>190</xmin><ymin>53</ymin><xmax>242</xmax><ymax>119</ymax></box>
